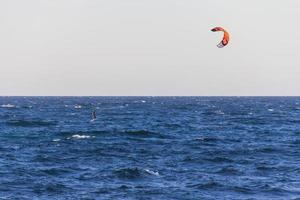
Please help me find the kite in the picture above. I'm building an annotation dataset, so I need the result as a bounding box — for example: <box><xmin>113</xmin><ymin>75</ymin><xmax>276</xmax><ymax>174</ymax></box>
<box><xmin>211</xmin><ymin>27</ymin><xmax>230</xmax><ymax>48</ymax></box>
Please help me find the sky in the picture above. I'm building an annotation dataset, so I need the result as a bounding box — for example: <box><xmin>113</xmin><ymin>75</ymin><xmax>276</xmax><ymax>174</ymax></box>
<box><xmin>0</xmin><ymin>0</ymin><xmax>299</xmax><ymax>96</ymax></box>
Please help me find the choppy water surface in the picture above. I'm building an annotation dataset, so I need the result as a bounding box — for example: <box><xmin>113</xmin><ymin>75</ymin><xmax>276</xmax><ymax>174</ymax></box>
<box><xmin>0</xmin><ymin>97</ymin><xmax>299</xmax><ymax>200</ymax></box>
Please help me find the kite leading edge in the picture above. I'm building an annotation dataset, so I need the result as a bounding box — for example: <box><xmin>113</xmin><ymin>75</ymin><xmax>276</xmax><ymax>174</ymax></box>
<box><xmin>211</xmin><ymin>27</ymin><xmax>230</xmax><ymax>48</ymax></box>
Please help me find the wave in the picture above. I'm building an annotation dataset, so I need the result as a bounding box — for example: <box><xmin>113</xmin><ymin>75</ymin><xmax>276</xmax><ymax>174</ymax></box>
<box><xmin>231</xmin><ymin>186</ymin><xmax>253</xmax><ymax>194</ymax></box>
<box><xmin>33</xmin><ymin>154</ymin><xmax>57</xmax><ymax>163</ymax></box>
<box><xmin>114</xmin><ymin>167</ymin><xmax>159</xmax><ymax>180</ymax></box>
<box><xmin>256</xmin><ymin>146</ymin><xmax>279</xmax><ymax>153</ymax></box>
<box><xmin>57</xmin><ymin>130</ymin><xmax>166</xmax><ymax>141</ymax></box>
<box><xmin>195</xmin><ymin>137</ymin><xmax>219</xmax><ymax>142</ymax></box>
<box><xmin>217</xmin><ymin>166</ymin><xmax>241</xmax><ymax>175</ymax></box>
<box><xmin>58</xmin><ymin>130</ymin><xmax>108</xmax><ymax>137</ymax></box>
<box><xmin>114</xmin><ymin>167</ymin><xmax>143</xmax><ymax>180</ymax></box>
<box><xmin>123</xmin><ymin>130</ymin><xmax>154</xmax><ymax>136</ymax></box>
<box><xmin>69</xmin><ymin>134</ymin><xmax>93</xmax><ymax>139</ymax></box>
<box><xmin>145</xmin><ymin>169</ymin><xmax>159</xmax><ymax>176</ymax></box>
<box><xmin>164</xmin><ymin>123</ymin><xmax>182</xmax><ymax>129</ymax></box>
<box><xmin>42</xmin><ymin>183</ymin><xmax>69</xmax><ymax>193</ymax></box>
<box><xmin>187</xmin><ymin>181</ymin><xmax>222</xmax><ymax>189</ymax></box>
<box><xmin>292</xmin><ymin>139</ymin><xmax>300</xmax><ymax>145</ymax></box>
<box><xmin>134</xmin><ymin>100</ymin><xmax>147</xmax><ymax>103</ymax></box>
<box><xmin>205</xmin><ymin>156</ymin><xmax>234</xmax><ymax>163</ymax></box>
<box><xmin>256</xmin><ymin>165</ymin><xmax>277</xmax><ymax>171</ymax></box>
<box><xmin>1</xmin><ymin>104</ymin><xmax>16</xmax><ymax>108</ymax></box>
<box><xmin>257</xmin><ymin>183</ymin><xmax>290</xmax><ymax>194</ymax></box>
<box><xmin>41</xmin><ymin>168</ymin><xmax>71</xmax><ymax>176</ymax></box>
<box><xmin>21</xmin><ymin>105</ymin><xmax>33</xmax><ymax>109</ymax></box>
<box><xmin>215</xmin><ymin>110</ymin><xmax>225</xmax><ymax>115</ymax></box>
<box><xmin>6</xmin><ymin>119</ymin><xmax>57</xmax><ymax>127</ymax></box>
<box><xmin>122</xmin><ymin>130</ymin><xmax>166</xmax><ymax>139</ymax></box>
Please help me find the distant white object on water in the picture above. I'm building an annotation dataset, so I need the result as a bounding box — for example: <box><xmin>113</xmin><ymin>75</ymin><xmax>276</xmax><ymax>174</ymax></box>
<box><xmin>1</xmin><ymin>104</ymin><xmax>15</xmax><ymax>108</ymax></box>
<box><xmin>71</xmin><ymin>134</ymin><xmax>91</xmax><ymax>139</ymax></box>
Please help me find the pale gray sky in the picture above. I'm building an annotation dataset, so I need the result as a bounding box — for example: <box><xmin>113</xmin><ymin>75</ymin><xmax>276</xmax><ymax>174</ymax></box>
<box><xmin>0</xmin><ymin>0</ymin><xmax>299</xmax><ymax>96</ymax></box>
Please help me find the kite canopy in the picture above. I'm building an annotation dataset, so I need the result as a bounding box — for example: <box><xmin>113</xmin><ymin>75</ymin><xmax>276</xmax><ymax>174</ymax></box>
<box><xmin>211</xmin><ymin>27</ymin><xmax>230</xmax><ymax>48</ymax></box>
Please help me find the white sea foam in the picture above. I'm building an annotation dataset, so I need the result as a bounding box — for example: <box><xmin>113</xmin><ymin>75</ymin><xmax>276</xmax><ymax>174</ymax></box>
<box><xmin>145</xmin><ymin>169</ymin><xmax>159</xmax><ymax>176</ymax></box>
<box><xmin>1</xmin><ymin>104</ymin><xmax>15</xmax><ymax>108</ymax></box>
<box><xmin>215</xmin><ymin>110</ymin><xmax>225</xmax><ymax>115</ymax></box>
<box><xmin>134</xmin><ymin>100</ymin><xmax>146</xmax><ymax>103</ymax></box>
<box><xmin>195</xmin><ymin>137</ymin><xmax>205</xmax><ymax>141</ymax></box>
<box><xmin>71</xmin><ymin>134</ymin><xmax>92</xmax><ymax>139</ymax></box>
<box><xmin>268</xmin><ymin>108</ymin><xmax>274</xmax><ymax>112</ymax></box>
<box><xmin>53</xmin><ymin>139</ymin><xmax>61</xmax><ymax>142</ymax></box>
<box><xmin>74</xmin><ymin>105</ymin><xmax>82</xmax><ymax>109</ymax></box>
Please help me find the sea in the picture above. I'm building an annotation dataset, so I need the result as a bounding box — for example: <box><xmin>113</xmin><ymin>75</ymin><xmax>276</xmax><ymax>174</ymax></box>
<box><xmin>0</xmin><ymin>97</ymin><xmax>299</xmax><ymax>200</ymax></box>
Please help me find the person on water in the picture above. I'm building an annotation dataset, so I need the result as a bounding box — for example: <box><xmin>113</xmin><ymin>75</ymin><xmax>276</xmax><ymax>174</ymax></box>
<box><xmin>91</xmin><ymin>110</ymin><xmax>96</xmax><ymax>121</ymax></box>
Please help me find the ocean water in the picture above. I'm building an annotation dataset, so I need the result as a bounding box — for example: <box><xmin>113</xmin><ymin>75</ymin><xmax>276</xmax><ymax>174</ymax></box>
<box><xmin>0</xmin><ymin>97</ymin><xmax>299</xmax><ymax>200</ymax></box>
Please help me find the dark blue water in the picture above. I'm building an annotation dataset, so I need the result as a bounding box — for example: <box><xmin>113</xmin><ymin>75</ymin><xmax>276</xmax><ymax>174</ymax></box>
<box><xmin>0</xmin><ymin>97</ymin><xmax>300</xmax><ymax>200</ymax></box>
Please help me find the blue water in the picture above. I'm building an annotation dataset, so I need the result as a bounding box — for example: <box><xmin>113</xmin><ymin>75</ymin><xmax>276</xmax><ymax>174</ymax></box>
<box><xmin>0</xmin><ymin>97</ymin><xmax>300</xmax><ymax>200</ymax></box>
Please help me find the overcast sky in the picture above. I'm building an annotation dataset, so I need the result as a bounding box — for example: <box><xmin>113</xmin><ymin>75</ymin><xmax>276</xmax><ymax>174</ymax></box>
<box><xmin>0</xmin><ymin>0</ymin><xmax>299</xmax><ymax>96</ymax></box>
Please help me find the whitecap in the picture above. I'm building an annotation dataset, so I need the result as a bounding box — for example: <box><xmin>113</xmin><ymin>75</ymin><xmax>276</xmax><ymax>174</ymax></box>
<box><xmin>195</xmin><ymin>137</ymin><xmax>205</xmax><ymax>141</ymax></box>
<box><xmin>70</xmin><ymin>134</ymin><xmax>92</xmax><ymax>139</ymax></box>
<box><xmin>1</xmin><ymin>104</ymin><xmax>15</xmax><ymax>108</ymax></box>
<box><xmin>268</xmin><ymin>108</ymin><xmax>274</xmax><ymax>112</ymax></box>
<box><xmin>215</xmin><ymin>110</ymin><xmax>225</xmax><ymax>115</ymax></box>
<box><xmin>74</xmin><ymin>105</ymin><xmax>82</xmax><ymax>109</ymax></box>
<box><xmin>52</xmin><ymin>139</ymin><xmax>61</xmax><ymax>142</ymax></box>
<box><xmin>145</xmin><ymin>169</ymin><xmax>159</xmax><ymax>176</ymax></box>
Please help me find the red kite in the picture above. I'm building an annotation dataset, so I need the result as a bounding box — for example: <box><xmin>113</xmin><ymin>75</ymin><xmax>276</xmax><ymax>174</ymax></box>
<box><xmin>211</xmin><ymin>27</ymin><xmax>230</xmax><ymax>48</ymax></box>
